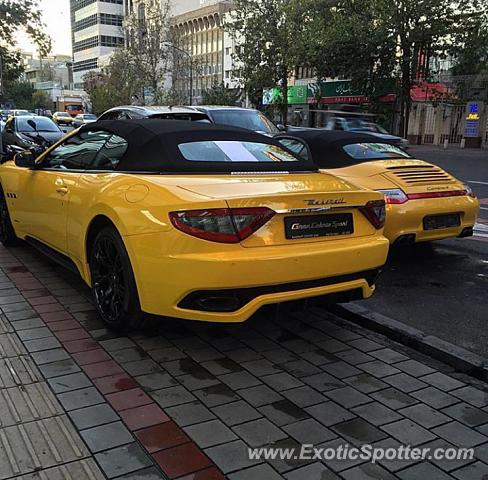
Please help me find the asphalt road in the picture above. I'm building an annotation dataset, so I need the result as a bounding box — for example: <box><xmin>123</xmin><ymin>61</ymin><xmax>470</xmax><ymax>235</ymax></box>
<box><xmin>360</xmin><ymin>145</ymin><xmax>488</xmax><ymax>358</ymax></box>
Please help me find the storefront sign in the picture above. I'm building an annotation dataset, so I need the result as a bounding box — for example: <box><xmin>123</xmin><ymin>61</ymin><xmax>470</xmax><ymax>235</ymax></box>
<box><xmin>464</xmin><ymin>102</ymin><xmax>482</xmax><ymax>138</ymax></box>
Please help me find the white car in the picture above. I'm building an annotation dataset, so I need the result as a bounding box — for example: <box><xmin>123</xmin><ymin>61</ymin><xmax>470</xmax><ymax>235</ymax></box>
<box><xmin>72</xmin><ymin>113</ymin><xmax>98</xmax><ymax>128</ymax></box>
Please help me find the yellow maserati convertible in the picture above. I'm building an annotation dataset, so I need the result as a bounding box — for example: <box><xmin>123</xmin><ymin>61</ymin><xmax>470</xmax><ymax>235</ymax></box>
<box><xmin>277</xmin><ymin>130</ymin><xmax>479</xmax><ymax>245</ymax></box>
<box><xmin>0</xmin><ymin>119</ymin><xmax>389</xmax><ymax>329</ymax></box>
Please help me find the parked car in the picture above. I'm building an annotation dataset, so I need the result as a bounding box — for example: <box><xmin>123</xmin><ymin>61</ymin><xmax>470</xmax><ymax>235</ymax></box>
<box><xmin>1</xmin><ymin>115</ymin><xmax>65</xmax><ymax>150</ymax></box>
<box><xmin>322</xmin><ymin>116</ymin><xmax>408</xmax><ymax>149</ymax></box>
<box><xmin>98</xmin><ymin>105</ymin><xmax>279</xmax><ymax>135</ymax></box>
<box><xmin>6</xmin><ymin>110</ymin><xmax>31</xmax><ymax>117</ymax></box>
<box><xmin>276</xmin><ymin>130</ymin><xmax>479</xmax><ymax>245</ymax></box>
<box><xmin>0</xmin><ymin>120</ymin><xmax>389</xmax><ymax>329</ymax></box>
<box><xmin>73</xmin><ymin>113</ymin><xmax>98</xmax><ymax>128</ymax></box>
<box><xmin>52</xmin><ymin>111</ymin><xmax>74</xmax><ymax>125</ymax></box>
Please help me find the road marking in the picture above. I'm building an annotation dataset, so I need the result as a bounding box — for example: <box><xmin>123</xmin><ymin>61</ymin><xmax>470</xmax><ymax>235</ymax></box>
<box><xmin>473</xmin><ymin>223</ymin><xmax>488</xmax><ymax>240</ymax></box>
<box><xmin>480</xmin><ymin>207</ymin><xmax>488</xmax><ymax>211</ymax></box>
<box><xmin>467</xmin><ymin>181</ymin><xmax>488</xmax><ymax>186</ymax></box>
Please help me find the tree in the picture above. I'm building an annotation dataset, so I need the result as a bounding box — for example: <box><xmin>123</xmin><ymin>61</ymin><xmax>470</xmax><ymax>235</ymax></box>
<box><xmin>305</xmin><ymin>0</ymin><xmax>482</xmax><ymax>136</ymax></box>
<box><xmin>122</xmin><ymin>0</ymin><xmax>173</xmax><ymax>104</ymax></box>
<box><xmin>202</xmin><ymin>83</ymin><xmax>241</xmax><ymax>105</ymax></box>
<box><xmin>7</xmin><ymin>81</ymin><xmax>34</xmax><ymax>109</ymax></box>
<box><xmin>226</xmin><ymin>0</ymin><xmax>311</xmax><ymax>124</ymax></box>
<box><xmin>32</xmin><ymin>89</ymin><xmax>51</xmax><ymax>110</ymax></box>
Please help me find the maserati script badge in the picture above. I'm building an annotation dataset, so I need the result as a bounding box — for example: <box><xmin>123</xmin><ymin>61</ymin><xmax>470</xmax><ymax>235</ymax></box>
<box><xmin>304</xmin><ymin>198</ymin><xmax>346</xmax><ymax>206</ymax></box>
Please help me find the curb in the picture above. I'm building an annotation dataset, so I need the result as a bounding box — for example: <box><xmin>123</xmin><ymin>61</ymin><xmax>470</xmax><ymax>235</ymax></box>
<box><xmin>327</xmin><ymin>302</ymin><xmax>488</xmax><ymax>383</ymax></box>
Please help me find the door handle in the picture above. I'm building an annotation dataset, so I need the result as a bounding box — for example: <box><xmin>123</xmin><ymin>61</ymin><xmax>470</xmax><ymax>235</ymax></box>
<box><xmin>56</xmin><ymin>186</ymin><xmax>69</xmax><ymax>195</ymax></box>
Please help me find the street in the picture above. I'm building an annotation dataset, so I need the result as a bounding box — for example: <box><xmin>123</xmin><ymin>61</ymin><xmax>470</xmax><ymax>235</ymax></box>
<box><xmin>361</xmin><ymin>146</ymin><xmax>488</xmax><ymax>357</ymax></box>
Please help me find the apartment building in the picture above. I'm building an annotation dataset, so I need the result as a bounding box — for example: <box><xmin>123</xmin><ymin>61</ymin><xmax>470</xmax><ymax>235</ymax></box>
<box><xmin>70</xmin><ymin>0</ymin><xmax>126</xmax><ymax>88</ymax></box>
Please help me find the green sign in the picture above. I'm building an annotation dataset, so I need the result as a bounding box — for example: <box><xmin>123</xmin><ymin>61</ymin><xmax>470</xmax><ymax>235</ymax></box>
<box><xmin>263</xmin><ymin>85</ymin><xmax>308</xmax><ymax>105</ymax></box>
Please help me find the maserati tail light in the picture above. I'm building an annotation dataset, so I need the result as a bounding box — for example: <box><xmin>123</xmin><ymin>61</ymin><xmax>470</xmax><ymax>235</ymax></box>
<box><xmin>359</xmin><ymin>200</ymin><xmax>386</xmax><ymax>229</ymax></box>
<box><xmin>169</xmin><ymin>207</ymin><xmax>275</xmax><ymax>243</ymax></box>
<box><xmin>377</xmin><ymin>189</ymin><xmax>408</xmax><ymax>204</ymax></box>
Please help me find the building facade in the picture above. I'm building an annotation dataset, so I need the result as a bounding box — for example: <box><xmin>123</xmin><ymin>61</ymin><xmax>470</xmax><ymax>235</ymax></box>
<box><xmin>70</xmin><ymin>0</ymin><xmax>126</xmax><ymax>88</ymax></box>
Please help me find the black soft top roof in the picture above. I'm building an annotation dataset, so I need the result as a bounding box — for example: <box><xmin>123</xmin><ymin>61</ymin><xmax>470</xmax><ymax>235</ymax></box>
<box><xmin>276</xmin><ymin>129</ymin><xmax>399</xmax><ymax>168</ymax></box>
<box><xmin>81</xmin><ymin>119</ymin><xmax>316</xmax><ymax>173</ymax></box>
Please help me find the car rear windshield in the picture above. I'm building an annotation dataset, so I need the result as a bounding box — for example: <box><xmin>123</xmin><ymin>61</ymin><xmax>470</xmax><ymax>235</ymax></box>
<box><xmin>343</xmin><ymin>143</ymin><xmax>411</xmax><ymax>160</ymax></box>
<box><xmin>84</xmin><ymin>114</ymin><xmax>97</xmax><ymax>120</ymax></box>
<box><xmin>179</xmin><ymin>140</ymin><xmax>299</xmax><ymax>163</ymax></box>
<box><xmin>17</xmin><ymin>117</ymin><xmax>60</xmax><ymax>133</ymax></box>
<box><xmin>210</xmin><ymin>110</ymin><xmax>278</xmax><ymax>135</ymax></box>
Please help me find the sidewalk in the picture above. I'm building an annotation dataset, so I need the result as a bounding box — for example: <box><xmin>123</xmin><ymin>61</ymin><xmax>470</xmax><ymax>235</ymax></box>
<box><xmin>1</xmin><ymin>243</ymin><xmax>488</xmax><ymax>479</ymax></box>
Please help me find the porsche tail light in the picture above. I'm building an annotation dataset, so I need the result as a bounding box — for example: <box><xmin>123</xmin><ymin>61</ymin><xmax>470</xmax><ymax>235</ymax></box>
<box><xmin>407</xmin><ymin>190</ymin><xmax>467</xmax><ymax>200</ymax></box>
<box><xmin>377</xmin><ymin>189</ymin><xmax>408</xmax><ymax>204</ymax></box>
<box><xmin>359</xmin><ymin>200</ymin><xmax>386</xmax><ymax>229</ymax></box>
<box><xmin>169</xmin><ymin>207</ymin><xmax>275</xmax><ymax>243</ymax></box>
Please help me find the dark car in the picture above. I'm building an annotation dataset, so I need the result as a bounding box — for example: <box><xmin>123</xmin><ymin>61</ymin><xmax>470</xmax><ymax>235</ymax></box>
<box><xmin>1</xmin><ymin>116</ymin><xmax>65</xmax><ymax>150</ymax></box>
<box><xmin>98</xmin><ymin>105</ymin><xmax>279</xmax><ymax>135</ymax></box>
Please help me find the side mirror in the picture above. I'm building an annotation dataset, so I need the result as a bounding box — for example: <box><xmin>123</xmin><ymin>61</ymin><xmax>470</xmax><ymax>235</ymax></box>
<box><xmin>14</xmin><ymin>150</ymin><xmax>36</xmax><ymax>168</ymax></box>
<box><xmin>276</xmin><ymin>123</ymin><xmax>286</xmax><ymax>131</ymax></box>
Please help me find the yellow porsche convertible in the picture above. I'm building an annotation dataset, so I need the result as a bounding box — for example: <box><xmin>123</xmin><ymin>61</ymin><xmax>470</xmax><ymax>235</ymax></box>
<box><xmin>277</xmin><ymin>130</ymin><xmax>479</xmax><ymax>245</ymax></box>
<box><xmin>0</xmin><ymin>119</ymin><xmax>389</xmax><ymax>329</ymax></box>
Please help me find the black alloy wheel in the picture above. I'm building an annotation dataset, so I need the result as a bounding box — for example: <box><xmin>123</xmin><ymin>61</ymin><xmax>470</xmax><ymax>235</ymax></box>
<box><xmin>0</xmin><ymin>188</ymin><xmax>19</xmax><ymax>246</ymax></box>
<box><xmin>90</xmin><ymin>226</ymin><xmax>144</xmax><ymax>331</ymax></box>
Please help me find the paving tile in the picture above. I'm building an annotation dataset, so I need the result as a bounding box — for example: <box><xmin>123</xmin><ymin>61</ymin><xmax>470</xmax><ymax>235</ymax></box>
<box><xmin>351</xmin><ymin>401</ymin><xmax>402</xmax><ymax>426</ymax></box>
<box><xmin>258</xmin><ymin>399</ymin><xmax>309</xmax><ymax>427</ymax></box>
<box><xmin>281</xmin><ymin>359</ymin><xmax>321</xmax><ymax>377</ymax></box>
<box><xmin>305</xmin><ymin>401</ymin><xmax>356</xmax><ymax>427</ymax></box>
<box><xmin>433</xmin><ymin>421</ymin><xmax>488</xmax><ymax>447</ymax></box>
<box><xmin>333</xmin><ymin>417</ymin><xmax>388</xmax><ymax>446</ymax></box>
<box><xmin>399</xmin><ymin>403</ymin><xmax>450</xmax><ymax>428</ymax></box>
<box><xmin>110</xmin><ymin>347</ymin><xmax>148</xmax><ymax>364</ymax></box>
<box><xmin>14</xmin><ymin>458</ymin><xmax>106</xmax><ymax>480</ymax></box>
<box><xmin>262</xmin><ymin>348</ymin><xmax>299</xmax><ymax>365</ymax></box>
<box><xmin>124</xmin><ymin>359</ymin><xmax>161</xmax><ymax>376</ymax></box>
<box><xmin>229</xmin><ymin>463</ymin><xmax>283</xmax><ymax>480</ymax></box>
<box><xmin>370</xmin><ymin>387</ymin><xmax>418</xmax><ymax>410</ymax></box>
<box><xmin>212</xmin><ymin>400</ymin><xmax>262</xmax><ymax>426</ymax></box>
<box><xmin>93</xmin><ymin>373</ymin><xmax>138</xmax><ymax>394</ymax></box>
<box><xmin>324</xmin><ymin>386</ymin><xmax>371</xmax><ymax>408</ymax></box>
<box><xmin>285</xmin><ymin>462</ymin><xmax>339</xmax><ymax>479</ymax></box>
<box><xmin>205</xmin><ymin>439</ymin><xmax>258</xmax><ymax>474</ymax></box>
<box><xmin>11</xmin><ymin>318</ymin><xmax>44</xmax><ymax>331</ymax></box>
<box><xmin>233</xmin><ymin>418</ymin><xmax>287</xmax><ymax>447</ymax></box>
<box><xmin>281</xmin><ymin>386</ymin><xmax>327</xmax><ymax>408</ymax></box>
<box><xmin>200</xmin><ymin>358</ymin><xmax>244</xmax><ymax>376</ymax></box>
<box><xmin>302</xmin><ymin>372</ymin><xmax>344</xmax><ymax>392</ymax></box>
<box><xmin>347</xmin><ymin>338</ymin><xmax>383</xmax><ymax>352</ymax></box>
<box><xmin>135</xmin><ymin>421</ymin><xmax>190</xmax><ymax>453</ymax></box>
<box><xmin>442</xmin><ymin>402</ymin><xmax>488</xmax><ymax>427</ymax></box>
<box><xmin>153</xmin><ymin>442</ymin><xmax>212</xmax><ymax>478</ymax></box>
<box><xmin>178</xmin><ymin>467</ymin><xmax>225</xmax><ymax>480</ymax></box>
<box><xmin>452</xmin><ymin>461</ymin><xmax>488</xmax><ymax>480</ymax></box>
<box><xmin>300</xmin><ymin>348</ymin><xmax>338</xmax><ymax>366</ymax></box>
<box><xmin>283</xmin><ymin>418</ymin><xmax>336</xmax><ymax>444</ymax></box>
<box><xmin>238</xmin><ymin>384</ymin><xmax>283</xmax><ymax>407</ymax></box>
<box><xmin>420</xmin><ymin>372</ymin><xmax>465</xmax><ymax>392</ymax></box>
<box><xmin>184</xmin><ymin>419</ymin><xmax>237</xmax><ymax>448</ymax></box>
<box><xmin>54</xmin><ymin>328</ymin><xmax>91</xmax><ymax>342</ymax></box>
<box><xmin>31</xmin><ymin>348</ymin><xmax>70</xmax><ymax>365</ymax></box>
<box><xmin>150</xmin><ymin>346</ymin><xmax>187</xmax><ymax>362</ymax></box>
<box><xmin>63</xmin><ymin>338</ymin><xmax>99</xmax><ymax>353</ymax></box>
<box><xmin>422</xmin><ymin>438</ymin><xmax>475</xmax><ymax>471</ymax></box>
<box><xmin>39</xmin><ymin>358</ymin><xmax>80</xmax><ymax>378</ymax></box>
<box><xmin>48</xmin><ymin>371</ymin><xmax>92</xmax><ymax>393</ymax></box>
<box><xmin>120</xmin><ymin>403</ymin><xmax>169</xmax><ymax>430</ymax></box>
<box><xmin>178</xmin><ymin>372</ymin><xmax>220</xmax><ymax>391</ymax></box>
<box><xmin>40</xmin><ymin>310</ymin><xmax>74</xmax><ymax>322</ymax></box>
<box><xmin>152</xmin><ymin>385</ymin><xmax>196</xmax><ymax>408</ymax></box>
<box><xmin>343</xmin><ymin>373</ymin><xmax>388</xmax><ymax>394</ymax></box>
<box><xmin>383</xmin><ymin>372</ymin><xmax>428</xmax><ymax>393</ymax></box>
<box><xmin>318</xmin><ymin>437</ymin><xmax>365</xmax><ymax>472</ymax></box>
<box><xmin>24</xmin><ymin>335</ymin><xmax>61</xmax><ymax>352</ymax></box>
<box><xmin>241</xmin><ymin>359</ymin><xmax>282</xmax><ymax>377</ymax></box>
<box><xmin>226</xmin><ymin>347</ymin><xmax>264</xmax><ymax>363</ymax></box>
<box><xmin>397</xmin><ymin>462</ymin><xmax>455</xmax><ymax>480</ymax></box>
<box><xmin>136</xmin><ymin>371</ymin><xmax>177</xmax><ymax>391</ymax></box>
<box><xmin>106</xmin><ymin>387</ymin><xmax>153</xmax><ymax>411</ymax></box>
<box><xmin>395</xmin><ymin>360</ymin><xmax>436</xmax><ymax>377</ymax></box>
<box><xmin>373</xmin><ymin>437</ymin><xmax>423</xmax><ymax>472</ymax></box>
<box><xmin>82</xmin><ymin>359</ymin><xmax>125</xmax><ymax>379</ymax></box>
<box><xmin>323</xmin><ymin>361</ymin><xmax>362</xmax><ymax>379</ymax></box>
<box><xmin>95</xmin><ymin>443</ymin><xmax>152</xmax><ymax>478</ymax></box>
<box><xmin>451</xmin><ymin>386</ymin><xmax>488</xmax><ymax>408</ymax></box>
<box><xmin>68</xmin><ymin>403</ymin><xmax>119</xmax><ymax>430</ymax></box>
<box><xmin>187</xmin><ymin>347</ymin><xmax>225</xmax><ymax>363</ymax></box>
<box><xmin>166</xmin><ymin>400</ymin><xmax>216</xmax><ymax>427</ymax></box>
<box><xmin>194</xmin><ymin>383</ymin><xmax>240</xmax><ymax>407</ymax></box>
<box><xmin>368</xmin><ymin>348</ymin><xmax>409</xmax><ymax>364</ymax></box>
<box><xmin>381</xmin><ymin>418</ymin><xmax>437</xmax><ymax>445</ymax></box>
<box><xmin>335</xmin><ymin>349</ymin><xmax>374</xmax><ymax>365</ymax></box>
<box><xmin>48</xmin><ymin>319</ymin><xmax>81</xmax><ymax>332</ymax></box>
<box><xmin>411</xmin><ymin>387</ymin><xmax>460</xmax><ymax>409</ymax></box>
<box><xmin>116</xmin><ymin>467</ymin><xmax>166</xmax><ymax>479</ymax></box>
<box><xmin>58</xmin><ymin>386</ymin><xmax>104</xmax><ymax>410</ymax></box>
<box><xmin>81</xmin><ymin>421</ymin><xmax>134</xmax><ymax>453</ymax></box>
<box><xmin>219</xmin><ymin>371</ymin><xmax>262</xmax><ymax>390</ymax></box>
<box><xmin>357</xmin><ymin>360</ymin><xmax>401</xmax><ymax>378</ymax></box>
<box><xmin>71</xmin><ymin>348</ymin><xmax>112</xmax><ymax>365</ymax></box>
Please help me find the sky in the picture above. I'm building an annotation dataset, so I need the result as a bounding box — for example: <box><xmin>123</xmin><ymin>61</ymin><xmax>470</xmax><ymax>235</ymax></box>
<box><xmin>16</xmin><ymin>0</ymin><xmax>72</xmax><ymax>56</ymax></box>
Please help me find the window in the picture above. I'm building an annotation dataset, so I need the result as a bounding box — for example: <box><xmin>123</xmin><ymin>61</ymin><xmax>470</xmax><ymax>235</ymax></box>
<box><xmin>92</xmin><ymin>134</ymin><xmax>128</xmax><ymax>170</ymax></box>
<box><xmin>210</xmin><ymin>110</ymin><xmax>278</xmax><ymax>135</ymax></box>
<box><xmin>73</xmin><ymin>58</ymin><xmax>98</xmax><ymax>72</ymax></box>
<box><xmin>178</xmin><ymin>141</ymin><xmax>299</xmax><ymax>163</ymax></box>
<box><xmin>277</xmin><ymin>138</ymin><xmax>310</xmax><ymax>161</ymax></box>
<box><xmin>342</xmin><ymin>143</ymin><xmax>411</xmax><ymax>160</ymax></box>
<box><xmin>73</xmin><ymin>36</ymin><xmax>99</xmax><ymax>53</ymax></box>
<box><xmin>17</xmin><ymin>117</ymin><xmax>60</xmax><ymax>133</ymax></box>
<box><xmin>42</xmin><ymin>130</ymin><xmax>112</xmax><ymax>170</ymax></box>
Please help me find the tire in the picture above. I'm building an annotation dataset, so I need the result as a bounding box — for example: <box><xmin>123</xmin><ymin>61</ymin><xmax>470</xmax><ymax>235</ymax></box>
<box><xmin>89</xmin><ymin>226</ymin><xmax>145</xmax><ymax>331</ymax></box>
<box><xmin>0</xmin><ymin>188</ymin><xmax>19</xmax><ymax>247</ymax></box>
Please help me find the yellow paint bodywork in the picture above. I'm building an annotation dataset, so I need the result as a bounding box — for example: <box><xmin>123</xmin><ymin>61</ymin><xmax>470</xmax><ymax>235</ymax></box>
<box><xmin>323</xmin><ymin>158</ymin><xmax>480</xmax><ymax>243</ymax></box>
<box><xmin>0</xmin><ymin>134</ymin><xmax>390</xmax><ymax>322</ymax></box>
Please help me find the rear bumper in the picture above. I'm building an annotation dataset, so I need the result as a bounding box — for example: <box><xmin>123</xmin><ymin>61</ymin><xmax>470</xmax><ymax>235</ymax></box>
<box><xmin>384</xmin><ymin>196</ymin><xmax>479</xmax><ymax>243</ymax></box>
<box><xmin>124</xmin><ymin>233</ymin><xmax>389</xmax><ymax>323</ymax></box>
